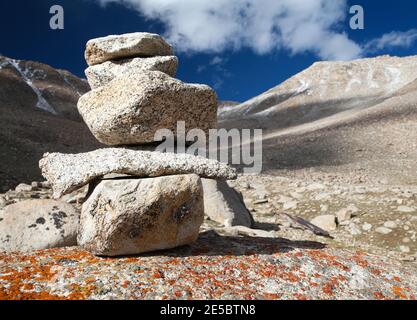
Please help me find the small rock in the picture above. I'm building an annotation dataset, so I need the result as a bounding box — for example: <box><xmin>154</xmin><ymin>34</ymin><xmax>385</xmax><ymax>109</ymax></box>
<box><xmin>362</xmin><ymin>223</ymin><xmax>373</xmax><ymax>232</ymax></box>
<box><xmin>241</xmin><ymin>182</ymin><xmax>252</xmax><ymax>190</ymax></box>
<box><xmin>40</xmin><ymin>181</ymin><xmax>51</xmax><ymax>189</ymax></box>
<box><xmin>253</xmin><ymin>199</ymin><xmax>269</xmax><ymax>205</ymax></box>
<box><xmin>315</xmin><ymin>193</ymin><xmax>331</xmax><ymax>201</ymax></box>
<box><xmin>0</xmin><ymin>196</ymin><xmax>6</xmax><ymax>209</ymax></box>
<box><xmin>310</xmin><ymin>215</ymin><xmax>337</xmax><ymax>232</ymax></box>
<box><xmin>31</xmin><ymin>181</ymin><xmax>42</xmax><ymax>189</ymax></box>
<box><xmin>402</xmin><ymin>237</ymin><xmax>411</xmax><ymax>243</ymax></box>
<box><xmin>384</xmin><ymin>221</ymin><xmax>398</xmax><ymax>229</ymax></box>
<box><xmin>277</xmin><ymin>195</ymin><xmax>292</xmax><ymax>204</ymax></box>
<box><xmin>336</xmin><ymin>208</ymin><xmax>352</xmax><ymax>223</ymax></box>
<box><xmin>289</xmin><ymin>192</ymin><xmax>303</xmax><ymax>200</ymax></box>
<box><xmin>348</xmin><ymin>223</ymin><xmax>362</xmax><ymax>236</ymax></box>
<box><xmin>306</xmin><ymin>183</ymin><xmax>325</xmax><ymax>191</ymax></box>
<box><xmin>15</xmin><ymin>183</ymin><xmax>32</xmax><ymax>192</ymax></box>
<box><xmin>202</xmin><ymin>179</ymin><xmax>254</xmax><ymax>228</ymax></box>
<box><xmin>283</xmin><ymin>201</ymin><xmax>297</xmax><ymax>210</ymax></box>
<box><xmin>375</xmin><ymin>226</ymin><xmax>392</xmax><ymax>235</ymax></box>
<box><xmin>85</xmin><ymin>32</ymin><xmax>174</xmax><ymax>66</ymax></box>
<box><xmin>397</xmin><ymin>206</ymin><xmax>415</xmax><ymax>213</ymax></box>
<box><xmin>399</xmin><ymin>246</ymin><xmax>411</xmax><ymax>254</ymax></box>
<box><xmin>320</xmin><ymin>204</ymin><xmax>329</xmax><ymax>213</ymax></box>
<box><xmin>221</xmin><ymin>226</ymin><xmax>276</xmax><ymax>238</ymax></box>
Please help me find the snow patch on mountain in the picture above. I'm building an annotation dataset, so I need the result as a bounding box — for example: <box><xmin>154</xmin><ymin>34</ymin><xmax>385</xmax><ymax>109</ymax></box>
<box><xmin>220</xmin><ymin>55</ymin><xmax>417</xmax><ymax>121</ymax></box>
<box><xmin>5</xmin><ymin>58</ymin><xmax>56</xmax><ymax>114</ymax></box>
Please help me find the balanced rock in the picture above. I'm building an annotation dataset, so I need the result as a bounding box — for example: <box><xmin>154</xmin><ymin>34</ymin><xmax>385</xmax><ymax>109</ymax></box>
<box><xmin>0</xmin><ymin>200</ymin><xmax>79</xmax><ymax>252</ymax></box>
<box><xmin>202</xmin><ymin>179</ymin><xmax>254</xmax><ymax>227</ymax></box>
<box><xmin>310</xmin><ymin>215</ymin><xmax>337</xmax><ymax>232</ymax></box>
<box><xmin>78</xmin><ymin>71</ymin><xmax>217</xmax><ymax>145</ymax></box>
<box><xmin>78</xmin><ymin>174</ymin><xmax>204</xmax><ymax>256</ymax></box>
<box><xmin>39</xmin><ymin>148</ymin><xmax>237</xmax><ymax>198</ymax></box>
<box><xmin>85</xmin><ymin>56</ymin><xmax>179</xmax><ymax>89</ymax></box>
<box><xmin>85</xmin><ymin>32</ymin><xmax>174</xmax><ymax>66</ymax></box>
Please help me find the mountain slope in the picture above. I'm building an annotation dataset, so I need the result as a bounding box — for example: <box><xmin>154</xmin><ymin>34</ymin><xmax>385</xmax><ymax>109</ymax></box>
<box><xmin>220</xmin><ymin>55</ymin><xmax>417</xmax><ymax>184</ymax></box>
<box><xmin>0</xmin><ymin>56</ymin><xmax>101</xmax><ymax>190</ymax></box>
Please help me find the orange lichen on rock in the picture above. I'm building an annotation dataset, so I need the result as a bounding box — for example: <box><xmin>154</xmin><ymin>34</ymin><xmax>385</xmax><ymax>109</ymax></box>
<box><xmin>1</xmin><ymin>235</ymin><xmax>416</xmax><ymax>300</ymax></box>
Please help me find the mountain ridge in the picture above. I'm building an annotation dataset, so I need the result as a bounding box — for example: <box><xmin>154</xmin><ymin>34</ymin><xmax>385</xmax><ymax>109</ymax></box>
<box><xmin>0</xmin><ymin>55</ymin><xmax>102</xmax><ymax>190</ymax></box>
<box><xmin>220</xmin><ymin>54</ymin><xmax>417</xmax><ymax>185</ymax></box>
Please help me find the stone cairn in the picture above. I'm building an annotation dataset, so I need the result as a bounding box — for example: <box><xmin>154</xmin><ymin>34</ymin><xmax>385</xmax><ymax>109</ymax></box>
<box><xmin>39</xmin><ymin>32</ymin><xmax>252</xmax><ymax>257</ymax></box>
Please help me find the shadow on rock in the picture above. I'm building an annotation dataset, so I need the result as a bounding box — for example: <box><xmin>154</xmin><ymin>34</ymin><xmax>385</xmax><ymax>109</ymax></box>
<box><xmin>121</xmin><ymin>230</ymin><xmax>327</xmax><ymax>258</ymax></box>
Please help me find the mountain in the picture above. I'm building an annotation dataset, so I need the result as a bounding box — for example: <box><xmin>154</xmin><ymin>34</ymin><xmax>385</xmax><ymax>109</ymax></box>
<box><xmin>217</xmin><ymin>100</ymin><xmax>240</xmax><ymax>115</ymax></box>
<box><xmin>220</xmin><ymin>55</ymin><xmax>417</xmax><ymax>184</ymax></box>
<box><xmin>2</xmin><ymin>54</ymin><xmax>417</xmax><ymax>189</ymax></box>
<box><xmin>0</xmin><ymin>56</ymin><xmax>101</xmax><ymax>191</ymax></box>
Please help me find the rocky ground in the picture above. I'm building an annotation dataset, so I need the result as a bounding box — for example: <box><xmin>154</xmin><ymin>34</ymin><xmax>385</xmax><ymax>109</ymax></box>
<box><xmin>0</xmin><ymin>177</ymin><xmax>416</xmax><ymax>300</ymax></box>
<box><xmin>230</xmin><ymin>175</ymin><xmax>417</xmax><ymax>262</ymax></box>
<box><xmin>1</xmin><ymin>235</ymin><xmax>416</xmax><ymax>300</ymax></box>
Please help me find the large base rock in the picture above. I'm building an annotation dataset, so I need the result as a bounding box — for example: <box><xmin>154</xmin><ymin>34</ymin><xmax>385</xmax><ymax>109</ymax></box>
<box><xmin>78</xmin><ymin>174</ymin><xmax>204</xmax><ymax>257</ymax></box>
<box><xmin>85</xmin><ymin>56</ymin><xmax>178</xmax><ymax>89</ymax></box>
<box><xmin>0</xmin><ymin>200</ymin><xmax>79</xmax><ymax>252</ymax></box>
<box><xmin>77</xmin><ymin>71</ymin><xmax>217</xmax><ymax>145</ymax></box>
<box><xmin>2</xmin><ymin>235</ymin><xmax>417</xmax><ymax>299</ymax></box>
<box><xmin>85</xmin><ymin>32</ymin><xmax>174</xmax><ymax>66</ymax></box>
<box><xmin>202</xmin><ymin>179</ymin><xmax>254</xmax><ymax>227</ymax></box>
<box><xmin>39</xmin><ymin>148</ymin><xmax>236</xmax><ymax>198</ymax></box>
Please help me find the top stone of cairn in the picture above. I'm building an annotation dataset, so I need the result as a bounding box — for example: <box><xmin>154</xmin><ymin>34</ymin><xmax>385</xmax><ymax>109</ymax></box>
<box><xmin>85</xmin><ymin>32</ymin><xmax>174</xmax><ymax>66</ymax></box>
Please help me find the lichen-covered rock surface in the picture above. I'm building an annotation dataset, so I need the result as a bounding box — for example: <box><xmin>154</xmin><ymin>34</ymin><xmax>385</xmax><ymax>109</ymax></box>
<box><xmin>0</xmin><ymin>231</ymin><xmax>416</xmax><ymax>300</ymax></box>
<box><xmin>0</xmin><ymin>200</ymin><xmax>79</xmax><ymax>252</ymax></box>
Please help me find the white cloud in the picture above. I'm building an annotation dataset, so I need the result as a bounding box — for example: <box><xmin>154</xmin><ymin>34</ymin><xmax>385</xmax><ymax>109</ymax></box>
<box><xmin>210</xmin><ymin>56</ymin><xmax>224</xmax><ymax>66</ymax></box>
<box><xmin>364</xmin><ymin>29</ymin><xmax>417</xmax><ymax>53</ymax></box>
<box><xmin>95</xmin><ymin>0</ymin><xmax>417</xmax><ymax>61</ymax></box>
<box><xmin>95</xmin><ymin>0</ymin><xmax>362</xmax><ymax>61</ymax></box>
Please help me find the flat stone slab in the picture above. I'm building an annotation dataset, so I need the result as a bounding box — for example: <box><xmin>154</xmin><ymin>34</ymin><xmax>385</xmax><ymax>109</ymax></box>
<box><xmin>85</xmin><ymin>56</ymin><xmax>178</xmax><ymax>89</ymax></box>
<box><xmin>85</xmin><ymin>32</ymin><xmax>174</xmax><ymax>66</ymax></box>
<box><xmin>39</xmin><ymin>148</ymin><xmax>237</xmax><ymax>198</ymax></box>
<box><xmin>1</xmin><ymin>231</ymin><xmax>416</xmax><ymax>300</ymax></box>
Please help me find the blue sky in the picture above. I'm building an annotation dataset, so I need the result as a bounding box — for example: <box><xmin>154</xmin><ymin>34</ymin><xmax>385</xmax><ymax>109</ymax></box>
<box><xmin>1</xmin><ymin>0</ymin><xmax>417</xmax><ymax>102</ymax></box>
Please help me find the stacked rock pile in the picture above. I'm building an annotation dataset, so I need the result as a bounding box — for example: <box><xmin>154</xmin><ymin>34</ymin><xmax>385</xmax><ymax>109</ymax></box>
<box><xmin>38</xmin><ymin>32</ymin><xmax>251</xmax><ymax>256</ymax></box>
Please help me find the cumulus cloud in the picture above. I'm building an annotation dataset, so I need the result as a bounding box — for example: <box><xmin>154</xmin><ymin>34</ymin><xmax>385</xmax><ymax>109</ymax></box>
<box><xmin>95</xmin><ymin>0</ymin><xmax>417</xmax><ymax>61</ymax></box>
<box><xmin>95</xmin><ymin>0</ymin><xmax>362</xmax><ymax>61</ymax></box>
<box><xmin>364</xmin><ymin>29</ymin><xmax>417</xmax><ymax>53</ymax></box>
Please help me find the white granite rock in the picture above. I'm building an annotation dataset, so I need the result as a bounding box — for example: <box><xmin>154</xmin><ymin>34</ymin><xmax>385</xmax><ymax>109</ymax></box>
<box><xmin>310</xmin><ymin>215</ymin><xmax>338</xmax><ymax>232</ymax></box>
<box><xmin>85</xmin><ymin>32</ymin><xmax>174</xmax><ymax>66</ymax></box>
<box><xmin>78</xmin><ymin>71</ymin><xmax>217</xmax><ymax>145</ymax></box>
<box><xmin>39</xmin><ymin>148</ymin><xmax>237</xmax><ymax>198</ymax></box>
<box><xmin>78</xmin><ymin>175</ymin><xmax>204</xmax><ymax>256</ymax></box>
<box><xmin>85</xmin><ymin>56</ymin><xmax>178</xmax><ymax>89</ymax></box>
<box><xmin>0</xmin><ymin>200</ymin><xmax>79</xmax><ymax>252</ymax></box>
<box><xmin>202</xmin><ymin>179</ymin><xmax>254</xmax><ymax>228</ymax></box>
